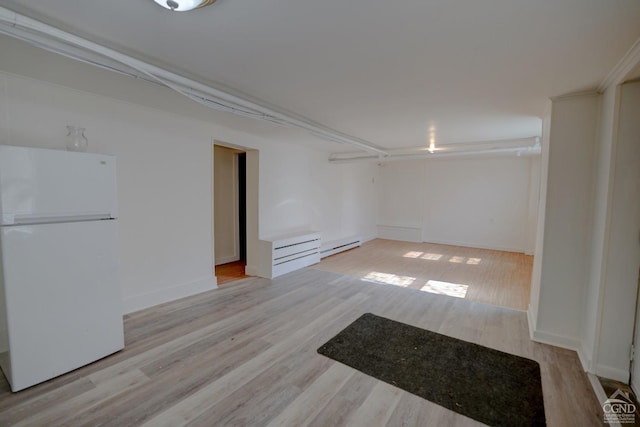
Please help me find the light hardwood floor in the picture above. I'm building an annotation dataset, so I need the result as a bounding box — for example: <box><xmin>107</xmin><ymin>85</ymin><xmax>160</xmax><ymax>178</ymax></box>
<box><xmin>215</xmin><ymin>261</ymin><xmax>249</xmax><ymax>286</ymax></box>
<box><xmin>316</xmin><ymin>239</ymin><xmax>533</xmax><ymax>310</ymax></box>
<box><xmin>0</xmin><ymin>267</ymin><xmax>601</xmax><ymax>426</ymax></box>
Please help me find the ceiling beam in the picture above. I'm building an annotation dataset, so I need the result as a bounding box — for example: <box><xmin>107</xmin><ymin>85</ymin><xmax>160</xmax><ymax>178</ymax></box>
<box><xmin>599</xmin><ymin>36</ymin><xmax>640</xmax><ymax>92</ymax></box>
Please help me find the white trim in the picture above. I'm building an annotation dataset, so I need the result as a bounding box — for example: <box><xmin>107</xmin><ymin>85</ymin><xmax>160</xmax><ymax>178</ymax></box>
<box><xmin>213</xmin><ymin>144</ymin><xmax>241</xmax><ymax>267</ymax></box>
<box><xmin>596</xmin><ymin>364</ymin><xmax>629</xmax><ymax>383</ymax></box>
<box><xmin>377</xmin><ymin>225</ymin><xmax>422</xmax><ymax>243</ymax></box>
<box><xmin>244</xmin><ymin>265</ymin><xmax>259</xmax><ymax>277</ymax></box>
<box><xmin>550</xmin><ymin>90</ymin><xmax>600</xmax><ymax>101</ymax></box>
<box><xmin>527</xmin><ymin>305</ymin><xmax>537</xmax><ymax>340</ymax></box>
<box><xmin>632</xmin><ymin>381</ymin><xmax>640</xmax><ymax>402</ymax></box>
<box><xmin>527</xmin><ymin>308</ymin><xmax>592</xmax><ymax>383</ymax></box>
<box><xmin>320</xmin><ymin>236</ymin><xmax>362</xmax><ymax>258</ymax></box>
<box><xmin>377</xmin><ymin>227</ymin><xmax>529</xmax><ymax>253</ymax></box>
<box><xmin>361</xmin><ymin>234</ymin><xmax>377</xmax><ymax>244</ymax></box>
<box><xmin>530</xmin><ymin>328</ymin><xmax>581</xmax><ymax>353</ymax></box>
<box><xmin>588</xmin><ymin>373</ymin><xmax>621</xmax><ymax>427</ymax></box>
<box><xmin>589</xmin><ymin>373</ymin><xmax>608</xmax><ymax>404</ymax></box>
<box><xmin>599</xmin><ymin>36</ymin><xmax>640</xmax><ymax>92</ymax></box>
<box><xmin>577</xmin><ymin>345</ymin><xmax>592</xmax><ymax>374</ymax></box>
<box><xmin>588</xmin><ymin>84</ymin><xmax>623</xmax><ymax>389</ymax></box>
<box><xmin>123</xmin><ymin>276</ymin><xmax>218</xmax><ymax>314</ymax></box>
<box><xmin>420</xmin><ymin>237</ymin><xmax>527</xmax><ymax>255</ymax></box>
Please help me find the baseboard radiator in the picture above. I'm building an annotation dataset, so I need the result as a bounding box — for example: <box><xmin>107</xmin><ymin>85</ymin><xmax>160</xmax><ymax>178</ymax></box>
<box><xmin>258</xmin><ymin>231</ymin><xmax>321</xmax><ymax>279</ymax></box>
<box><xmin>320</xmin><ymin>236</ymin><xmax>362</xmax><ymax>259</ymax></box>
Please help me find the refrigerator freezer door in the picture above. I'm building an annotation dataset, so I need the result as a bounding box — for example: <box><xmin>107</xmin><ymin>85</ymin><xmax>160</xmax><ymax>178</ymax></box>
<box><xmin>0</xmin><ymin>220</ymin><xmax>124</xmax><ymax>391</ymax></box>
<box><xmin>0</xmin><ymin>145</ymin><xmax>117</xmax><ymax>225</ymax></box>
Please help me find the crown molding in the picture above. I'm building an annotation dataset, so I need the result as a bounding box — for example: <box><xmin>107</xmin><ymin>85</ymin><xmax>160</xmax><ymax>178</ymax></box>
<box><xmin>599</xmin><ymin>36</ymin><xmax>640</xmax><ymax>92</ymax></box>
<box><xmin>550</xmin><ymin>90</ymin><xmax>600</xmax><ymax>101</ymax></box>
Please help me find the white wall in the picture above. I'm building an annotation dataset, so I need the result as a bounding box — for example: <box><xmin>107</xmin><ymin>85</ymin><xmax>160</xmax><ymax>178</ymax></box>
<box><xmin>530</xmin><ymin>92</ymin><xmax>600</xmax><ymax>350</ymax></box>
<box><xmin>311</xmin><ymin>159</ymin><xmax>378</xmax><ymax>243</ymax></box>
<box><xmin>0</xmin><ymin>35</ymin><xmax>378</xmax><ymax>313</ymax></box>
<box><xmin>532</xmin><ymin>83</ymin><xmax>640</xmax><ymax>383</ymax></box>
<box><xmin>377</xmin><ymin>160</ymin><xmax>424</xmax><ymax>242</ymax></box>
<box><xmin>257</xmin><ymin>143</ymin><xmax>377</xmax><ymax>242</ymax></box>
<box><xmin>580</xmin><ymin>84</ymin><xmax>619</xmax><ymax>374</ymax></box>
<box><xmin>376</xmin><ymin>155</ymin><xmax>539</xmax><ymax>253</ymax></box>
<box><xmin>1</xmin><ymin>72</ymin><xmax>218</xmax><ymax>313</ymax></box>
<box><xmin>596</xmin><ymin>80</ymin><xmax>640</xmax><ymax>381</ymax></box>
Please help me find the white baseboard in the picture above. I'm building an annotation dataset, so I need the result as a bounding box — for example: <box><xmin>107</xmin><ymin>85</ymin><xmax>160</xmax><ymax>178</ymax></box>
<box><xmin>527</xmin><ymin>307</ymin><xmax>581</xmax><ymax>358</ymax></box>
<box><xmin>376</xmin><ymin>226</ymin><xmax>528</xmax><ymax>253</ymax></box>
<box><xmin>362</xmin><ymin>234</ymin><xmax>377</xmax><ymax>243</ymax></box>
<box><xmin>320</xmin><ymin>236</ymin><xmax>362</xmax><ymax>258</ymax></box>
<box><xmin>588</xmin><ymin>373</ymin><xmax>609</xmax><ymax>416</ymax></box>
<box><xmin>377</xmin><ymin>225</ymin><xmax>422</xmax><ymax>242</ymax></box>
<box><xmin>245</xmin><ymin>264</ymin><xmax>259</xmax><ymax>277</ymax></box>
<box><xmin>594</xmin><ymin>371</ymin><xmax>624</xmax><ymax>426</ymax></box>
<box><xmin>123</xmin><ymin>276</ymin><xmax>218</xmax><ymax>314</ymax></box>
<box><xmin>596</xmin><ymin>364</ymin><xmax>630</xmax><ymax>383</ymax></box>
<box><xmin>529</xmin><ymin>327</ymin><xmax>581</xmax><ymax>353</ymax></box>
<box><xmin>527</xmin><ymin>306</ymin><xmax>537</xmax><ymax>340</ymax></box>
<box><xmin>215</xmin><ymin>255</ymin><xmax>240</xmax><ymax>265</ymax></box>
<box><xmin>423</xmin><ymin>237</ymin><xmax>526</xmax><ymax>254</ymax></box>
<box><xmin>528</xmin><ymin>307</ymin><xmax>628</xmax><ymax>385</ymax></box>
<box><xmin>577</xmin><ymin>346</ymin><xmax>592</xmax><ymax>374</ymax></box>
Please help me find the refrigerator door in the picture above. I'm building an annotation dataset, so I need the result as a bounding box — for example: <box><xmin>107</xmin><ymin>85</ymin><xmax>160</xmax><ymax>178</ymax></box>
<box><xmin>0</xmin><ymin>219</ymin><xmax>124</xmax><ymax>391</ymax></box>
<box><xmin>0</xmin><ymin>145</ymin><xmax>117</xmax><ymax>225</ymax></box>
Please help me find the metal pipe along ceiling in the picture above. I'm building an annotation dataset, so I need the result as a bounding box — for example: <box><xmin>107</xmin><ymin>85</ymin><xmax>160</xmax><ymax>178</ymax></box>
<box><xmin>0</xmin><ymin>6</ymin><xmax>388</xmax><ymax>157</ymax></box>
<box><xmin>0</xmin><ymin>7</ymin><xmax>542</xmax><ymax>163</ymax></box>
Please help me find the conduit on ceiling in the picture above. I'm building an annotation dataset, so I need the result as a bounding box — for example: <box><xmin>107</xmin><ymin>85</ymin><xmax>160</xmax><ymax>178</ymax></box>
<box><xmin>0</xmin><ymin>6</ymin><xmax>543</xmax><ymax>163</ymax></box>
<box><xmin>329</xmin><ymin>137</ymin><xmax>541</xmax><ymax>163</ymax></box>
<box><xmin>0</xmin><ymin>6</ymin><xmax>388</xmax><ymax>156</ymax></box>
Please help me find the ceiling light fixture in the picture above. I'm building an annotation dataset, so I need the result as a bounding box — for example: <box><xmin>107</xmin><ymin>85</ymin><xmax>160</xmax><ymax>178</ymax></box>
<box><xmin>152</xmin><ymin>0</ymin><xmax>217</xmax><ymax>12</ymax></box>
<box><xmin>428</xmin><ymin>125</ymin><xmax>436</xmax><ymax>154</ymax></box>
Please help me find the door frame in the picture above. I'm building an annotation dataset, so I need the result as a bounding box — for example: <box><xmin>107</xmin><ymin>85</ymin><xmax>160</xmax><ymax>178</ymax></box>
<box><xmin>212</xmin><ymin>140</ymin><xmax>259</xmax><ymax>275</ymax></box>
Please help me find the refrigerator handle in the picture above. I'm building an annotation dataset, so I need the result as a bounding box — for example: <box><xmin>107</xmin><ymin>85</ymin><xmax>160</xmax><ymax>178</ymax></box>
<box><xmin>2</xmin><ymin>213</ymin><xmax>115</xmax><ymax>226</ymax></box>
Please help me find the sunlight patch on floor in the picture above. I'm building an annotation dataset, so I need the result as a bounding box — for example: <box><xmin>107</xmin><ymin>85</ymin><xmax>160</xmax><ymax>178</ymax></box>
<box><xmin>363</xmin><ymin>271</ymin><xmax>416</xmax><ymax>287</ymax></box>
<box><xmin>403</xmin><ymin>251</ymin><xmax>423</xmax><ymax>258</ymax></box>
<box><xmin>402</xmin><ymin>251</ymin><xmax>482</xmax><ymax>265</ymax></box>
<box><xmin>403</xmin><ymin>251</ymin><xmax>445</xmax><ymax>261</ymax></box>
<box><xmin>420</xmin><ymin>280</ymin><xmax>469</xmax><ymax>298</ymax></box>
<box><xmin>362</xmin><ymin>272</ymin><xmax>469</xmax><ymax>299</ymax></box>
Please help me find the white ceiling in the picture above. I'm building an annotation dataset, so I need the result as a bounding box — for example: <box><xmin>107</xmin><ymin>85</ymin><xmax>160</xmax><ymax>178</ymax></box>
<box><xmin>2</xmin><ymin>0</ymin><xmax>640</xmax><ymax>152</ymax></box>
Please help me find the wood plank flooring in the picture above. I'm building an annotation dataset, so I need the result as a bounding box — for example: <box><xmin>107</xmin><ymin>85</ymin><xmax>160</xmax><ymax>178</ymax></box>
<box><xmin>215</xmin><ymin>260</ymin><xmax>249</xmax><ymax>285</ymax></box>
<box><xmin>0</xmin><ymin>268</ymin><xmax>601</xmax><ymax>426</ymax></box>
<box><xmin>316</xmin><ymin>239</ymin><xmax>533</xmax><ymax>310</ymax></box>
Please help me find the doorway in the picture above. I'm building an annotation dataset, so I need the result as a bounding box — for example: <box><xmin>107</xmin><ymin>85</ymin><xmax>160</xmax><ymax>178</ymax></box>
<box><xmin>213</xmin><ymin>145</ymin><xmax>248</xmax><ymax>285</ymax></box>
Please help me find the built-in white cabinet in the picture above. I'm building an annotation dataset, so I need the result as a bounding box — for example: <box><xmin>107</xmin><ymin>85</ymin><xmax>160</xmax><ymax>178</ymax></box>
<box><xmin>258</xmin><ymin>232</ymin><xmax>321</xmax><ymax>279</ymax></box>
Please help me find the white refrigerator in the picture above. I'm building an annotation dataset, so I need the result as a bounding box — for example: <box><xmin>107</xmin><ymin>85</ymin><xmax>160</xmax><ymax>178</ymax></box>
<box><xmin>0</xmin><ymin>145</ymin><xmax>124</xmax><ymax>392</ymax></box>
